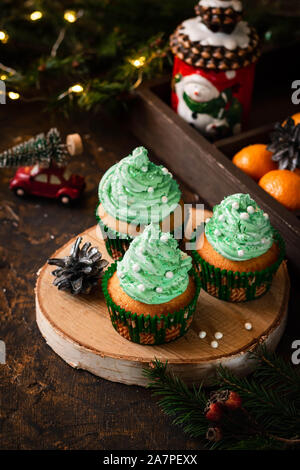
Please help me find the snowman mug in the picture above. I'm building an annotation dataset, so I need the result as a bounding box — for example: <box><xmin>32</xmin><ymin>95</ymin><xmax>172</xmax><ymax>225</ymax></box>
<box><xmin>171</xmin><ymin>57</ymin><xmax>256</xmax><ymax>139</ymax></box>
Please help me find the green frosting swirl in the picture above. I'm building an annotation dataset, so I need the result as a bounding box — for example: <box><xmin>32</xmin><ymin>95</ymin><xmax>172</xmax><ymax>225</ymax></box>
<box><xmin>205</xmin><ymin>194</ymin><xmax>274</xmax><ymax>261</ymax></box>
<box><xmin>117</xmin><ymin>224</ymin><xmax>192</xmax><ymax>304</ymax></box>
<box><xmin>98</xmin><ymin>147</ymin><xmax>181</xmax><ymax>225</ymax></box>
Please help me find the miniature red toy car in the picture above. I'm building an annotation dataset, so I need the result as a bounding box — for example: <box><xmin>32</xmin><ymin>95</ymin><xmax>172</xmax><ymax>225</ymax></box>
<box><xmin>9</xmin><ymin>163</ymin><xmax>85</xmax><ymax>205</ymax></box>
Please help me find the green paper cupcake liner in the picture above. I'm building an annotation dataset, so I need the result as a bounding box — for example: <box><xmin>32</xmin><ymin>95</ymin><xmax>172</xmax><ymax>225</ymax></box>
<box><xmin>191</xmin><ymin>230</ymin><xmax>285</xmax><ymax>302</ymax></box>
<box><xmin>96</xmin><ymin>202</ymin><xmax>187</xmax><ymax>261</ymax></box>
<box><xmin>96</xmin><ymin>204</ymin><xmax>133</xmax><ymax>260</ymax></box>
<box><xmin>102</xmin><ymin>263</ymin><xmax>201</xmax><ymax>345</ymax></box>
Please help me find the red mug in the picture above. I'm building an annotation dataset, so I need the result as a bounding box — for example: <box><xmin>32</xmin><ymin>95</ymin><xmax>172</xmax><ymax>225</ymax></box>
<box><xmin>171</xmin><ymin>56</ymin><xmax>256</xmax><ymax>138</ymax></box>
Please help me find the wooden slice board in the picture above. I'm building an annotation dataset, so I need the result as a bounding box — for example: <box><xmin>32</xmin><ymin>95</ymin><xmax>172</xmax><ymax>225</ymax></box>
<box><xmin>35</xmin><ymin>210</ymin><xmax>290</xmax><ymax>387</ymax></box>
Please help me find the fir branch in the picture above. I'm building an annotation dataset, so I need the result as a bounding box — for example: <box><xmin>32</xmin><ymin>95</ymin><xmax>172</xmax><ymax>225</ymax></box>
<box><xmin>216</xmin><ymin>366</ymin><xmax>299</xmax><ymax>437</ymax></box>
<box><xmin>250</xmin><ymin>346</ymin><xmax>300</xmax><ymax>402</ymax></box>
<box><xmin>144</xmin><ymin>360</ymin><xmax>208</xmax><ymax>438</ymax></box>
<box><xmin>217</xmin><ymin>365</ymin><xmax>298</xmax><ymax>415</ymax></box>
<box><xmin>144</xmin><ymin>353</ymin><xmax>300</xmax><ymax>450</ymax></box>
<box><xmin>2</xmin><ymin>0</ymin><xmax>297</xmax><ymax>113</ymax></box>
<box><xmin>224</xmin><ymin>436</ymin><xmax>287</xmax><ymax>451</ymax></box>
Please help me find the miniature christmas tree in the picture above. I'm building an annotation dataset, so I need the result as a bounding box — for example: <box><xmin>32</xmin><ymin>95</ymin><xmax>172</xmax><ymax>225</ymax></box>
<box><xmin>1</xmin><ymin>129</ymin><xmax>84</xmax><ymax>204</ymax></box>
<box><xmin>0</xmin><ymin>128</ymin><xmax>69</xmax><ymax>168</ymax></box>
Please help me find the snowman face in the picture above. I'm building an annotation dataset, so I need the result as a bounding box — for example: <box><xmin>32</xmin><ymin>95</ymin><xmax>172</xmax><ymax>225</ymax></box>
<box><xmin>176</xmin><ymin>74</ymin><xmax>220</xmax><ymax>105</ymax></box>
<box><xmin>184</xmin><ymin>81</ymin><xmax>219</xmax><ymax>103</ymax></box>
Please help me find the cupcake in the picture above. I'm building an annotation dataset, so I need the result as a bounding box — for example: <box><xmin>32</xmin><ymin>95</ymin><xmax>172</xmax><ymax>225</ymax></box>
<box><xmin>96</xmin><ymin>146</ymin><xmax>186</xmax><ymax>260</ymax></box>
<box><xmin>192</xmin><ymin>194</ymin><xmax>285</xmax><ymax>302</ymax></box>
<box><xmin>102</xmin><ymin>224</ymin><xmax>200</xmax><ymax>345</ymax></box>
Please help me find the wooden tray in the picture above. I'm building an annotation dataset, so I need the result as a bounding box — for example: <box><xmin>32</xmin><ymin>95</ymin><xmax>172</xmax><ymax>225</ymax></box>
<box><xmin>128</xmin><ymin>49</ymin><xmax>300</xmax><ymax>273</ymax></box>
<box><xmin>35</xmin><ymin>214</ymin><xmax>290</xmax><ymax>387</ymax></box>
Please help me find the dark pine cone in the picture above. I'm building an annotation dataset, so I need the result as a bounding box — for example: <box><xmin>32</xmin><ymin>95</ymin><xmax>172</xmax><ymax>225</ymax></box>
<box><xmin>195</xmin><ymin>3</ymin><xmax>243</xmax><ymax>34</ymax></box>
<box><xmin>268</xmin><ymin>117</ymin><xmax>300</xmax><ymax>172</ymax></box>
<box><xmin>48</xmin><ymin>237</ymin><xmax>109</xmax><ymax>295</ymax></box>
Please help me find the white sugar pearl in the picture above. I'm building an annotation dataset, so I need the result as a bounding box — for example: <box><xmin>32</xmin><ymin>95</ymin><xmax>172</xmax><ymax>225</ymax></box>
<box><xmin>165</xmin><ymin>271</ymin><xmax>173</xmax><ymax>279</ymax></box>
<box><xmin>214</xmin><ymin>229</ymin><xmax>221</xmax><ymax>236</ymax></box>
<box><xmin>162</xmin><ymin>196</ymin><xmax>168</xmax><ymax>203</ymax></box>
<box><xmin>264</xmin><ymin>213</ymin><xmax>269</xmax><ymax>219</ymax></box>
<box><xmin>261</xmin><ymin>238</ymin><xmax>266</xmax><ymax>244</ymax></box>
<box><xmin>232</xmin><ymin>202</ymin><xmax>239</xmax><ymax>210</ymax></box>
<box><xmin>247</xmin><ymin>206</ymin><xmax>255</xmax><ymax>214</ymax></box>
<box><xmin>199</xmin><ymin>331</ymin><xmax>207</xmax><ymax>339</ymax></box>
<box><xmin>148</xmin><ymin>187</ymin><xmax>154</xmax><ymax>193</ymax></box>
<box><xmin>160</xmin><ymin>234</ymin><xmax>169</xmax><ymax>242</ymax></box>
<box><xmin>218</xmin><ymin>214</ymin><xmax>225</xmax><ymax>222</ymax></box>
<box><xmin>215</xmin><ymin>332</ymin><xmax>223</xmax><ymax>340</ymax></box>
<box><xmin>240</xmin><ymin>212</ymin><xmax>249</xmax><ymax>220</ymax></box>
<box><xmin>138</xmin><ymin>284</ymin><xmax>145</xmax><ymax>292</ymax></box>
<box><xmin>156</xmin><ymin>287</ymin><xmax>163</xmax><ymax>293</ymax></box>
<box><xmin>245</xmin><ymin>322</ymin><xmax>253</xmax><ymax>331</ymax></box>
<box><xmin>205</xmin><ymin>218</ymin><xmax>211</xmax><ymax>224</ymax></box>
<box><xmin>132</xmin><ymin>263</ymin><xmax>140</xmax><ymax>273</ymax></box>
<box><xmin>141</xmin><ymin>166</ymin><xmax>148</xmax><ymax>172</ymax></box>
<box><xmin>211</xmin><ymin>340</ymin><xmax>219</xmax><ymax>349</ymax></box>
<box><xmin>238</xmin><ymin>249</ymin><xmax>245</xmax><ymax>257</ymax></box>
<box><xmin>162</xmin><ymin>167</ymin><xmax>169</xmax><ymax>174</ymax></box>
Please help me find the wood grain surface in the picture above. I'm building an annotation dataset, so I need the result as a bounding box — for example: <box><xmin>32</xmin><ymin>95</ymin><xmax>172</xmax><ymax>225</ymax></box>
<box><xmin>0</xmin><ymin>102</ymin><xmax>299</xmax><ymax>450</ymax></box>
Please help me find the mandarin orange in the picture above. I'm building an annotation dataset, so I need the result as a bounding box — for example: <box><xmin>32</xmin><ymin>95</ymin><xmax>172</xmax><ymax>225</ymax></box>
<box><xmin>232</xmin><ymin>144</ymin><xmax>277</xmax><ymax>181</ymax></box>
<box><xmin>259</xmin><ymin>170</ymin><xmax>300</xmax><ymax>211</ymax></box>
<box><xmin>291</xmin><ymin>112</ymin><xmax>300</xmax><ymax>126</ymax></box>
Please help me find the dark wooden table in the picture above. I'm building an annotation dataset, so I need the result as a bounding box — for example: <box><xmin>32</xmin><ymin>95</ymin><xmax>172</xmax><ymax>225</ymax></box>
<box><xmin>0</xmin><ymin>103</ymin><xmax>299</xmax><ymax>450</ymax></box>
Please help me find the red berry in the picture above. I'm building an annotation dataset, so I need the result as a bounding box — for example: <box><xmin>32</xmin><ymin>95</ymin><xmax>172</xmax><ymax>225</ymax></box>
<box><xmin>224</xmin><ymin>391</ymin><xmax>242</xmax><ymax>410</ymax></box>
<box><xmin>205</xmin><ymin>402</ymin><xmax>223</xmax><ymax>422</ymax></box>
